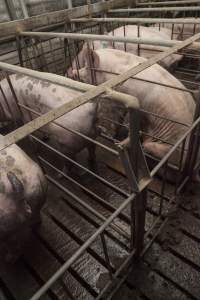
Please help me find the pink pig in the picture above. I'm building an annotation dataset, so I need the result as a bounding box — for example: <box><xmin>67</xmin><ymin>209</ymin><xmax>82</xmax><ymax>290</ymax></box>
<box><xmin>67</xmin><ymin>25</ymin><xmax>183</xmax><ymax>77</ymax></box>
<box><xmin>73</xmin><ymin>48</ymin><xmax>199</xmax><ymax>181</ymax></box>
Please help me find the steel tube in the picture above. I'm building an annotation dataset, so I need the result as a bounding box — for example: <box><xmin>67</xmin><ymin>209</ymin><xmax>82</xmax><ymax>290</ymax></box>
<box><xmin>71</xmin><ymin>17</ymin><xmax>200</xmax><ymax>24</ymax></box>
<box><xmin>29</xmin><ymin>193</ymin><xmax>134</xmax><ymax>300</ymax></box>
<box><xmin>151</xmin><ymin>116</ymin><xmax>200</xmax><ymax>177</ymax></box>
<box><xmin>137</xmin><ymin>0</ymin><xmax>200</xmax><ymax>6</ymax></box>
<box><xmin>67</xmin><ymin>0</ymin><xmax>72</xmax><ymax>9</ymax></box>
<box><xmin>109</xmin><ymin>6</ymin><xmax>200</xmax><ymax>12</ymax></box>
<box><xmin>20</xmin><ymin>30</ymin><xmax>194</xmax><ymax>48</ymax></box>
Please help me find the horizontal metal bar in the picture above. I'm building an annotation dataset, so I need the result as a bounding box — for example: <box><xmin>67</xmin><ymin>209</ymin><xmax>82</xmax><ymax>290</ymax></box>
<box><xmin>29</xmin><ymin>192</ymin><xmax>134</xmax><ymax>300</ymax></box>
<box><xmin>20</xmin><ymin>30</ymin><xmax>182</xmax><ymax>48</ymax></box>
<box><xmin>19</xmin><ymin>30</ymin><xmax>200</xmax><ymax>51</ymax></box>
<box><xmin>109</xmin><ymin>6</ymin><xmax>200</xmax><ymax>12</ymax></box>
<box><xmin>137</xmin><ymin>0</ymin><xmax>200</xmax><ymax>6</ymax></box>
<box><xmin>1</xmin><ymin>31</ymin><xmax>200</xmax><ymax>151</ymax></box>
<box><xmin>71</xmin><ymin>17</ymin><xmax>200</xmax><ymax>24</ymax></box>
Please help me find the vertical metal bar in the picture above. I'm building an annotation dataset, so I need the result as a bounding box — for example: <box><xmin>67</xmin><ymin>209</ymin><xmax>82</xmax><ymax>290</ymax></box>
<box><xmin>128</xmin><ymin>107</ymin><xmax>147</xmax><ymax>255</ymax></box>
<box><xmin>16</xmin><ymin>35</ymin><xmax>24</xmax><ymax>67</ymax></box>
<box><xmin>30</xmin><ymin>38</ymin><xmax>42</xmax><ymax>71</ymax></box>
<box><xmin>133</xmin><ymin>189</ymin><xmax>147</xmax><ymax>256</ymax></box>
<box><xmin>100</xmin><ymin>233</ymin><xmax>113</xmax><ymax>279</ymax></box>
<box><xmin>49</xmin><ymin>38</ymin><xmax>58</xmax><ymax>74</ymax></box>
<box><xmin>159</xmin><ymin>161</ymin><xmax>168</xmax><ymax>216</ymax></box>
<box><xmin>23</xmin><ymin>37</ymin><xmax>33</xmax><ymax>69</ymax></box>
<box><xmin>4</xmin><ymin>73</ymin><xmax>24</xmax><ymax>125</ymax></box>
<box><xmin>38</xmin><ymin>37</ymin><xmax>49</xmax><ymax>72</ymax></box>
<box><xmin>5</xmin><ymin>0</ymin><xmax>17</xmax><ymax>20</ymax></box>
<box><xmin>137</xmin><ymin>24</ymin><xmax>140</xmax><ymax>57</ymax></box>
<box><xmin>19</xmin><ymin>0</ymin><xmax>29</xmax><ymax>18</ymax></box>
<box><xmin>64</xmin><ymin>23</ymin><xmax>70</xmax><ymax>76</ymax></box>
<box><xmin>182</xmin><ymin>90</ymin><xmax>200</xmax><ymax>180</ymax></box>
<box><xmin>123</xmin><ymin>23</ymin><xmax>127</xmax><ymax>52</ymax></box>
<box><xmin>0</xmin><ymin>83</ymin><xmax>14</xmax><ymax>122</ymax></box>
<box><xmin>67</xmin><ymin>0</ymin><xmax>72</xmax><ymax>9</ymax></box>
<box><xmin>171</xmin><ymin>23</ymin><xmax>174</xmax><ymax>40</ymax></box>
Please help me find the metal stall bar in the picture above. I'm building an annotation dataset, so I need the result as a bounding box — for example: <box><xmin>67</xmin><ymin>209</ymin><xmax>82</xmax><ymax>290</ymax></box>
<box><xmin>137</xmin><ymin>0</ymin><xmax>200</xmax><ymax>6</ymax></box>
<box><xmin>109</xmin><ymin>6</ymin><xmax>200</xmax><ymax>13</ymax></box>
<box><xmin>19</xmin><ymin>31</ymin><xmax>200</xmax><ymax>50</ymax></box>
<box><xmin>19</xmin><ymin>0</ymin><xmax>29</xmax><ymax>18</ymax></box>
<box><xmin>1</xmin><ymin>31</ymin><xmax>200</xmax><ymax>150</ymax></box>
<box><xmin>70</xmin><ymin>17</ymin><xmax>200</xmax><ymax>24</ymax></box>
<box><xmin>29</xmin><ymin>194</ymin><xmax>135</xmax><ymax>300</ymax></box>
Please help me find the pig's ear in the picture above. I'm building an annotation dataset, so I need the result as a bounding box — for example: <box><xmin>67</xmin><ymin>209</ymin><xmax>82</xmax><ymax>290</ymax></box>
<box><xmin>7</xmin><ymin>171</ymin><xmax>24</xmax><ymax>200</ymax></box>
<box><xmin>82</xmin><ymin>47</ymin><xmax>100</xmax><ymax>68</ymax></box>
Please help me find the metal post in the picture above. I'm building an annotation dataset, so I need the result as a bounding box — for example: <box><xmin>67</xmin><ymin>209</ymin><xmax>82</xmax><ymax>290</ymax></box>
<box><xmin>182</xmin><ymin>90</ymin><xmax>200</xmax><ymax>181</ymax></box>
<box><xmin>19</xmin><ymin>0</ymin><xmax>29</xmax><ymax>18</ymax></box>
<box><xmin>67</xmin><ymin>0</ymin><xmax>72</xmax><ymax>9</ymax></box>
<box><xmin>87</xmin><ymin>0</ymin><xmax>92</xmax><ymax>18</ymax></box>
<box><xmin>4</xmin><ymin>0</ymin><xmax>17</xmax><ymax>20</ymax></box>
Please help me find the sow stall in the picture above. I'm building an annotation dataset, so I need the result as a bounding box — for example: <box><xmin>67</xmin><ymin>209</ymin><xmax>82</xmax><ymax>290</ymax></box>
<box><xmin>0</xmin><ymin>1</ymin><xmax>200</xmax><ymax>300</ymax></box>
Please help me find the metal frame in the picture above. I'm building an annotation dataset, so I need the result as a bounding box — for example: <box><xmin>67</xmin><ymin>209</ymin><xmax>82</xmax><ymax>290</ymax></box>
<box><xmin>0</xmin><ymin>2</ymin><xmax>200</xmax><ymax>299</ymax></box>
<box><xmin>109</xmin><ymin>6</ymin><xmax>200</xmax><ymax>13</ymax></box>
<box><xmin>137</xmin><ymin>0</ymin><xmax>200</xmax><ymax>6</ymax></box>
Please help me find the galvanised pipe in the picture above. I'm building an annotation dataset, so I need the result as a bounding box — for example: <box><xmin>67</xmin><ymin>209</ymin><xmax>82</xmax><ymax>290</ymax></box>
<box><xmin>137</xmin><ymin>0</ymin><xmax>200</xmax><ymax>6</ymax></box>
<box><xmin>70</xmin><ymin>17</ymin><xmax>200</xmax><ymax>24</ymax></box>
<box><xmin>109</xmin><ymin>6</ymin><xmax>200</xmax><ymax>12</ymax></box>
<box><xmin>20</xmin><ymin>30</ymin><xmax>200</xmax><ymax>49</ymax></box>
<box><xmin>19</xmin><ymin>0</ymin><xmax>29</xmax><ymax>18</ymax></box>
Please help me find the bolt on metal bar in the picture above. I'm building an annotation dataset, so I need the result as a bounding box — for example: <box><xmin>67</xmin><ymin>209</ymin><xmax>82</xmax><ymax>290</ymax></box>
<box><xmin>109</xmin><ymin>6</ymin><xmax>200</xmax><ymax>13</ymax></box>
<box><xmin>20</xmin><ymin>30</ymin><xmax>200</xmax><ymax>49</ymax></box>
<box><xmin>29</xmin><ymin>193</ymin><xmax>134</xmax><ymax>300</ymax></box>
<box><xmin>71</xmin><ymin>17</ymin><xmax>200</xmax><ymax>24</ymax></box>
<box><xmin>137</xmin><ymin>0</ymin><xmax>200</xmax><ymax>6</ymax></box>
<box><xmin>1</xmin><ymin>31</ymin><xmax>200</xmax><ymax>151</ymax></box>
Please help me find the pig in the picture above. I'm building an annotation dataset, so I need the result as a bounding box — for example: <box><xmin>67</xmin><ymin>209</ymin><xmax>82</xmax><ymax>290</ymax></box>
<box><xmin>0</xmin><ymin>74</ymin><xmax>97</xmax><ymax>173</ymax></box>
<box><xmin>154</xmin><ymin>20</ymin><xmax>200</xmax><ymax>40</ymax></box>
<box><xmin>0</xmin><ymin>138</ymin><xmax>47</xmax><ymax>262</ymax></box>
<box><xmin>67</xmin><ymin>25</ymin><xmax>183</xmax><ymax>77</ymax></box>
<box><xmin>73</xmin><ymin>48</ymin><xmax>200</xmax><ymax>181</ymax></box>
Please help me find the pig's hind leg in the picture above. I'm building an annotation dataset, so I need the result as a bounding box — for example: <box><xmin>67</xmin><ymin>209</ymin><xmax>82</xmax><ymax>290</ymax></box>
<box><xmin>143</xmin><ymin>141</ymin><xmax>171</xmax><ymax>160</ymax></box>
